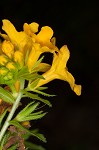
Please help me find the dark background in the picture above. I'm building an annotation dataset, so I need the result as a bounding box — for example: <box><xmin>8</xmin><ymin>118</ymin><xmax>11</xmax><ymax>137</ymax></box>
<box><xmin>0</xmin><ymin>1</ymin><xmax>99</xmax><ymax>150</ymax></box>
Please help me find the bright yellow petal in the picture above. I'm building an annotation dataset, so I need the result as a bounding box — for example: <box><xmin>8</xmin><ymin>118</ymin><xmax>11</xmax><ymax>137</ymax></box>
<box><xmin>52</xmin><ymin>45</ymin><xmax>70</xmax><ymax>71</ymax></box>
<box><xmin>74</xmin><ymin>84</ymin><xmax>82</xmax><ymax>96</ymax></box>
<box><xmin>23</xmin><ymin>22</ymin><xmax>39</xmax><ymax>34</ymax></box>
<box><xmin>2</xmin><ymin>19</ymin><xmax>29</xmax><ymax>50</ymax></box>
<box><xmin>36</xmin><ymin>26</ymin><xmax>53</xmax><ymax>43</ymax></box>
<box><xmin>0</xmin><ymin>32</ymin><xmax>9</xmax><ymax>40</ymax></box>
<box><xmin>33</xmin><ymin>45</ymin><xmax>81</xmax><ymax>95</ymax></box>
<box><xmin>27</xmin><ymin>43</ymin><xmax>56</xmax><ymax>71</ymax></box>
<box><xmin>51</xmin><ymin>37</ymin><xmax>56</xmax><ymax>45</ymax></box>
<box><xmin>27</xmin><ymin>44</ymin><xmax>41</xmax><ymax>71</ymax></box>
<box><xmin>29</xmin><ymin>22</ymin><xmax>39</xmax><ymax>33</ymax></box>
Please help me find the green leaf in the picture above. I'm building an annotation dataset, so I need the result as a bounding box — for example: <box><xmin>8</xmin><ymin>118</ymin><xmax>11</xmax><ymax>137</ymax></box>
<box><xmin>25</xmin><ymin>141</ymin><xmax>46</xmax><ymax>150</ymax></box>
<box><xmin>22</xmin><ymin>90</ymin><xmax>52</xmax><ymax>107</ymax></box>
<box><xmin>0</xmin><ymin>86</ymin><xmax>15</xmax><ymax>104</ymax></box>
<box><xmin>36</xmin><ymin>86</ymin><xmax>48</xmax><ymax>91</ymax></box>
<box><xmin>0</xmin><ymin>109</ymin><xmax>7</xmax><ymax>127</ymax></box>
<box><xmin>15</xmin><ymin>102</ymin><xmax>40</xmax><ymax>122</ymax></box>
<box><xmin>22</xmin><ymin>112</ymin><xmax>47</xmax><ymax>121</ymax></box>
<box><xmin>32</xmin><ymin>89</ymin><xmax>56</xmax><ymax>97</ymax></box>
<box><xmin>0</xmin><ymin>131</ymin><xmax>10</xmax><ymax>149</ymax></box>
<box><xmin>7</xmin><ymin>144</ymin><xmax>17</xmax><ymax>150</ymax></box>
<box><xmin>9</xmin><ymin>120</ymin><xmax>47</xmax><ymax>143</ymax></box>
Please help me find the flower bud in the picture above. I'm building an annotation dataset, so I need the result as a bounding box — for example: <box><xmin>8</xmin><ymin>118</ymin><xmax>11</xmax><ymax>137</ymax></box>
<box><xmin>2</xmin><ymin>40</ymin><xmax>14</xmax><ymax>58</ymax></box>
<box><xmin>3</xmin><ymin>72</ymin><xmax>13</xmax><ymax>81</ymax></box>
<box><xmin>6</xmin><ymin>62</ymin><xmax>16</xmax><ymax>70</ymax></box>
<box><xmin>0</xmin><ymin>55</ymin><xmax>8</xmax><ymax>65</ymax></box>
<box><xmin>14</xmin><ymin>51</ymin><xmax>24</xmax><ymax>67</ymax></box>
<box><xmin>0</xmin><ymin>67</ymin><xmax>8</xmax><ymax>76</ymax></box>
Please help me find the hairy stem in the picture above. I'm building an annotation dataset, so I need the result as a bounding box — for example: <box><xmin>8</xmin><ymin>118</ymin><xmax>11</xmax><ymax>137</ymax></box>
<box><xmin>0</xmin><ymin>80</ymin><xmax>24</xmax><ymax>142</ymax></box>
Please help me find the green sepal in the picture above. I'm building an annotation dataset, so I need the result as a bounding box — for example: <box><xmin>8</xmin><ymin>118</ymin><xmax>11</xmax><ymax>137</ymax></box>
<box><xmin>31</xmin><ymin>56</ymin><xmax>44</xmax><ymax>72</ymax></box>
<box><xmin>19</xmin><ymin>72</ymin><xmax>44</xmax><ymax>81</ymax></box>
<box><xmin>28</xmin><ymin>78</ymin><xmax>41</xmax><ymax>90</ymax></box>
<box><xmin>25</xmin><ymin>141</ymin><xmax>46</xmax><ymax>150</ymax></box>
<box><xmin>0</xmin><ymin>86</ymin><xmax>15</xmax><ymax>104</ymax></box>
<box><xmin>9</xmin><ymin>120</ymin><xmax>47</xmax><ymax>143</ymax></box>
<box><xmin>17</xmin><ymin>66</ymin><xmax>29</xmax><ymax>77</ymax></box>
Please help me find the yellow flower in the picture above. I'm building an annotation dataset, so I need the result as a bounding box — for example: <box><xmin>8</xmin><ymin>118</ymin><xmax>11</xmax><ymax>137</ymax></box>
<box><xmin>2</xmin><ymin>19</ymin><xmax>30</xmax><ymax>51</ymax></box>
<box><xmin>33</xmin><ymin>45</ymin><xmax>81</xmax><ymax>95</ymax></box>
<box><xmin>27</xmin><ymin>43</ymin><xmax>56</xmax><ymax>72</ymax></box>
<box><xmin>23</xmin><ymin>22</ymin><xmax>58</xmax><ymax>50</ymax></box>
<box><xmin>0</xmin><ymin>55</ymin><xmax>8</xmax><ymax>65</ymax></box>
<box><xmin>0</xmin><ymin>19</ymin><xmax>81</xmax><ymax>95</ymax></box>
<box><xmin>36</xmin><ymin>26</ymin><xmax>58</xmax><ymax>50</ymax></box>
<box><xmin>36</xmin><ymin>26</ymin><xmax>53</xmax><ymax>43</ymax></box>
<box><xmin>2</xmin><ymin>40</ymin><xmax>14</xmax><ymax>58</ymax></box>
<box><xmin>23</xmin><ymin>22</ymin><xmax>39</xmax><ymax>35</ymax></box>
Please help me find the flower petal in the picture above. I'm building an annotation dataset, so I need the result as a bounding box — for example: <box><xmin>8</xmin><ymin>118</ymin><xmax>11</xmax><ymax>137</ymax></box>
<box><xmin>74</xmin><ymin>84</ymin><xmax>82</xmax><ymax>96</ymax></box>
<box><xmin>36</xmin><ymin>26</ymin><xmax>53</xmax><ymax>43</ymax></box>
<box><xmin>2</xmin><ymin>19</ymin><xmax>28</xmax><ymax>50</ymax></box>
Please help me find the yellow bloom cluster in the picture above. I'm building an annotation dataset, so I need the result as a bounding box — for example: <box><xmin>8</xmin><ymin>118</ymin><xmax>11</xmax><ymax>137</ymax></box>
<box><xmin>0</xmin><ymin>19</ymin><xmax>81</xmax><ymax>95</ymax></box>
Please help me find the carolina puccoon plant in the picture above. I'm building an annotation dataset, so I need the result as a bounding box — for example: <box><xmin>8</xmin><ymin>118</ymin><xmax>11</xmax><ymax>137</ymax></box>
<box><xmin>0</xmin><ymin>19</ymin><xmax>81</xmax><ymax>150</ymax></box>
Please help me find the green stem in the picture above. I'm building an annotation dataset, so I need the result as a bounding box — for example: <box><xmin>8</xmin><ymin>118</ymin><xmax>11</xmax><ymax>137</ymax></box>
<box><xmin>0</xmin><ymin>80</ymin><xmax>24</xmax><ymax>142</ymax></box>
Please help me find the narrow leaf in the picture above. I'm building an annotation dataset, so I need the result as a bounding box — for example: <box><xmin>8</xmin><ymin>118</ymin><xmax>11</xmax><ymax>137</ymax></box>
<box><xmin>0</xmin><ymin>86</ymin><xmax>15</xmax><ymax>104</ymax></box>
<box><xmin>0</xmin><ymin>109</ymin><xmax>7</xmax><ymax>127</ymax></box>
<box><xmin>22</xmin><ymin>90</ymin><xmax>52</xmax><ymax>107</ymax></box>
<box><xmin>0</xmin><ymin>132</ymin><xmax>10</xmax><ymax>149</ymax></box>
<box><xmin>36</xmin><ymin>86</ymin><xmax>48</xmax><ymax>90</ymax></box>
<box><xmin>16</xmin><ymin>102</ymin><xmax>40</xmax><ymax>122</ymax></box>
<box><xmin>7</xmin><ymin>144</ymin><xmax>17</xmax><ymax>150</ymax></box>
<box><xmin>33</xmin><ymin>89</ymin><xmax>56</xmax><ymax>97</ymax></box>
<box><xmin>25</xmin><ymin>141</ymin><xmax>46</xmax><ymax>150</ymax></box>
<box><xmin>21</xmin><ymin>112</ymin><xmax>47</xmax><ymax>121</ymax></box>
